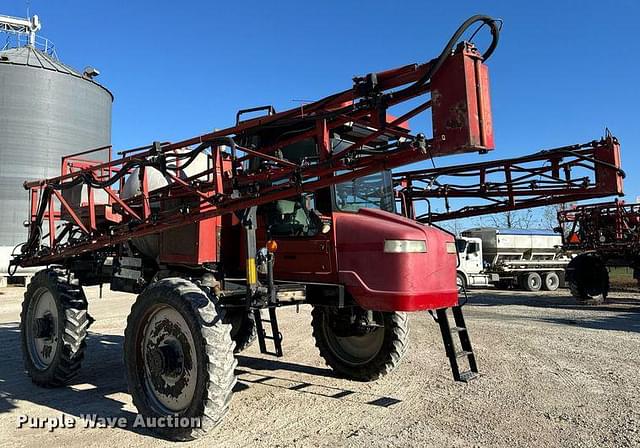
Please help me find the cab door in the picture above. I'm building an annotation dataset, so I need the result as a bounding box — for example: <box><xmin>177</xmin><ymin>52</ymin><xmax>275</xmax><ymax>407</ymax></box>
<box><xmin>465</xmin><ymin>240</ymin><xmax>483</xmax><ymax>274</ymax></box>
<box><xmin>256</xmin><ymin>195</ymin><xmax>337</xmax><ymax>283</ymax></box>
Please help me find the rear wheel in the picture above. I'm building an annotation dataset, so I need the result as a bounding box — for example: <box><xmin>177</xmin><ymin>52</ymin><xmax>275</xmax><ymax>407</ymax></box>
<box><xmin>522</xmin><ymin>272</ymin><xmax>542</xmax><ymax>292</ymax></box>
<box><xmin>543</xmin><ymin>272</ymin><xmax>560</xmax><ymax>291</ymax></box>
<box><xmin>20</xmin><ymin>269</ymin><xmax>88</xmax><ymax>387</ymax></box>
<box><xmin>566</xmin><ymin>255</ymin><xmax>609</xmax><ymax>305</ymax></box>
<box><xmin>311</xmin><ymin>306</ymin><xmax>409</xmax><ymax>381</ymax></box>
<box><xmin>124</xmin><ymin>278</ymin><xmax>236</xmax><ymax>441</ymax></box>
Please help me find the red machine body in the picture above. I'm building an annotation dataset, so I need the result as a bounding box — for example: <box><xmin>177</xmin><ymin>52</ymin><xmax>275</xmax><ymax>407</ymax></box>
<box><xmin>334</xmin><ymin>209</ymin><xmax>457</xmax><ymax>311</ymax></box>
<box><xmin>13</xmin><ymin>22</ymin><xmax>501</xmax><ymax>314</ymax></box>
<box><xmin>431</xmin><ymin>42</ymin><xmax>494</xmax><ymax>154</ymax></box>
<box><xmin>557</xmin><ymin>200</ymin><xmax>640</xmax><ymax>300</ymax></box>
<box><xmin>9</xmin><ymin>16</ymin><xmax>508</xmax><ymax>426</ymax></box>
<box><xmin>559</xmin><ymin>200</ymin><xmax>640</xmax><ymax>255</ymax></box>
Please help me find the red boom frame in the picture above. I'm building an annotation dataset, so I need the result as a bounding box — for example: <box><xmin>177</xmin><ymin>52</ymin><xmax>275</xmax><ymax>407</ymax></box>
<box><xmin>394</xmin><ymin>135</ymin><xmax>624</xmax><ymax>222</ymax></box>
<box><xmin>12</xmin><ymin>18</ymin><xmax>499</xmax><ymax>269</ymax></box>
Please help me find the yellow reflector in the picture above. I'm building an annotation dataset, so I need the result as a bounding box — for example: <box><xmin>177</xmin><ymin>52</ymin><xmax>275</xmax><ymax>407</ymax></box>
<box><xmin>246</xmin><ymin>257</ymin><xmax>257</xmax><ymax>285</ymax></box>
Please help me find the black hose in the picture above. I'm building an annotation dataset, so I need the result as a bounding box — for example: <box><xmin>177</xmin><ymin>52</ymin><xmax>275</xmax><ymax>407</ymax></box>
<box><xmin>418</xmin><ymin>15</ymin><xmax>500</xmax><ymax>87</ymax></box>
<box><xmin>387</xmin><ymin>15</ymin><xmax>500</xmax><ymax>103</ymax></box>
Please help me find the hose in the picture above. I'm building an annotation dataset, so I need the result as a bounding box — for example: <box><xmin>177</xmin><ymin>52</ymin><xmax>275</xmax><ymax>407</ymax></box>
<box><xmin>417</xmin><ymin>15</ymin><xmax>501</xmax><ymax>87</ymax></box>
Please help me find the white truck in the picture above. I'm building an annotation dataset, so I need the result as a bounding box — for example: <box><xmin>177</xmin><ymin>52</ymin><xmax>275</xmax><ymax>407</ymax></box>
<box><xmin>455</xmin><ymin>228</ymin><xmax>570</xmax><ymax>292</ymax></box>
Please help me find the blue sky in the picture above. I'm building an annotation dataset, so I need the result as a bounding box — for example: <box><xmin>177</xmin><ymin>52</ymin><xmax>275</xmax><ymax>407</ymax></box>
<box><xmin>4</xmin><ymin>0</ymin><xmax>640</xmax><ymax>224</ymax></box>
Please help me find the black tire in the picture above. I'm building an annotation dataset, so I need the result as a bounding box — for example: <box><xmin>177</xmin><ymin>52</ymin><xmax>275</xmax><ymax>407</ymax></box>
<box><xmin>566</xmin><ymin>254</ymin><xmax>609</xmax><ymax>305</ymax></box>
<box><xmin>522</xmin><ymin>272</ymin><xmax>542</xmax><ymax>292</ymax></box>
<box><xmin>20</xmin><ymin>269</ymin><xmax>89</xmax><ymax>387</ymax></box>
<box><xmin>311</xmin><ymin>306</ymin><xmax>409</xmax><ymax>382</ymax></box>
<box><xmin>543</xmin><ymin>272</ymin><xmax>560</xmax><ymax>291</ymax></box>
<box><xmin>224</xmin><ymin>309</ymin><xmax>257</xmax><ymax>353</ymax></box>
<box><xmin>124</xmin><ymin>278</ymin><xmax>236</xmax><ymax>441</ymax></box>
<box><xmin>456</xmin><ymin>273</ymin><xmax>467</xmax><ymax>294</ymax></box>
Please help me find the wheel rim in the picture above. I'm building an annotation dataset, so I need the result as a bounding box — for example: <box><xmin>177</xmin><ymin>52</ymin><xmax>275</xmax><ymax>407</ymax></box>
<box><xmin>456</xmin><ymin>275</ymin><xmax>464</xmax><ymax>292</ymax></box>
<box><xmin>547</xmin><ymin>275</ymin><xmax>558</xmax><ymax>289</ymax></box>
<box><xmin>26</xmin><ymin>287</ymin><xmax>59</xmax><ymax>370</ymax></box>
<box><xmin>322</xmin><ymin>313</ymin><xmax>385</xmax><ymax>366</ymax></box>
<box><xmin>141</xmin><ymin>304</ymin><xmax>198</xmax><ymax>413</ymax></box>
<box><xmin>529</xmin><ymin>276</ymin><xmax>540</xmax><ymax>289</ymax></box>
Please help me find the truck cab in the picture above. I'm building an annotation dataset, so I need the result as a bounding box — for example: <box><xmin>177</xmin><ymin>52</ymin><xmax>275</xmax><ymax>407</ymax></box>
<box><xmin>455</xmin><ymin>236</ymin><xmax>496</xmax><ymax>290</ymax></box>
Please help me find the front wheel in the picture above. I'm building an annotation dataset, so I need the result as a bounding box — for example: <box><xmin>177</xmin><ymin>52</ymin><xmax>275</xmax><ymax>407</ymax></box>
<box><xmin>124</xmin><ymin>278</ymin><xmax>236</xmax><ymax>441</ymax></box>
<box><xmin>311</xmin><ymin>306</ymin><xmax>409</xmax><ymax>381</ymax></box>
<box><xmin>456</xmin><ymin>273</ymin><xmax>467</xmax><ymax>294</ymax></box>
<box><xmin>224</xmin><ymin>309</ymin><xmax>257</xmax><ymax>353</ymax></box>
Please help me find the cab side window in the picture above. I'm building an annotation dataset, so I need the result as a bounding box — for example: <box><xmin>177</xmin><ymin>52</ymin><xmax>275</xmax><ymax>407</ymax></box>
<box><xmin>263</xmin><ymin>196</ymin><xmax>319</xmax><ymax>237</ymax></box>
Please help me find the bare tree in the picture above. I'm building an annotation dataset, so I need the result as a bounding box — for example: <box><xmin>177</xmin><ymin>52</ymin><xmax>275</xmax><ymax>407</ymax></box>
<box><xmin>475</xmin><ymin>209</ymin><xmax>535</xmax><ymax>229</ymax></box>
<box><xmin>538</xmin><ymin>203</ymin><xmax>573</xmax><ymax>230</ymax></box>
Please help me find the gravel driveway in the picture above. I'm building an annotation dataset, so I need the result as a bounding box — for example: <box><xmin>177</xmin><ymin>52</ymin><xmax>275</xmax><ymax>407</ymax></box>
<box><xmin>1</xmin><ymin>285</ymin><xmax>638</xmax><ymax>447</ymax></box>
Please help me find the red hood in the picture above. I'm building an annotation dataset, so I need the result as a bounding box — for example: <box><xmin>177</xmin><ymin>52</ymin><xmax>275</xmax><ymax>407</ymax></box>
<box><xmin>333</xmin><ymin>208</ymin><xmax>458</xmax><ymax>312</ymax></box>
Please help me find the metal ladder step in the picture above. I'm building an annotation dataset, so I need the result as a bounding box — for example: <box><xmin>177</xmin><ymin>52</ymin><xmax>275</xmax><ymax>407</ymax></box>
<box><xmin>455</xmin><ymin>350</ymin><xmax>474</xmax><ymax>358</ymax></box>
<box><xmin>459</xmin><ymin>370</ymin><xmax>479</xmax><ymax>382</ymax></box>
<box><xmin>435</xmin><ymin>305</ymin><xmax>479</xmax><ymax>383</ymax></box>
<box><xmin>253</xmin><ymin>308</ymin><xmax>283</xmax><ymax>357</ymax></box>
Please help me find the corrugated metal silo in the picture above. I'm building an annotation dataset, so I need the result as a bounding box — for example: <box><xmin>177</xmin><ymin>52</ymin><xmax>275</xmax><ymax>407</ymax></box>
<box><xmin>0</xmin><ymin>19</ymin><xmax>113</xmax><ymax>274</ymax></box>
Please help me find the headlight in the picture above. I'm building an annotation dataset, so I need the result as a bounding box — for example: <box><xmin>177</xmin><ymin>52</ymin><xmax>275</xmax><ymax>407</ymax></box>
<box><xmin>384</xmin><ymin>240</ymin><xmax>427</xmax><ymax>253</ymax></box>
<box><xmin>445</xmin><ymin>242</ymin><xmax>457</xmax><ymax>254</ymax></box>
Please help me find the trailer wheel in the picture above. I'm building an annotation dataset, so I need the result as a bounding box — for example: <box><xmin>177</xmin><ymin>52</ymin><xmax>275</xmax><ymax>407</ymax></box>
<box><xmin>543</xmin><ymin>272</ymin><xmax>560</xmax><ymax>291</ymax></box>
<box><xmin>20</xmin><ymin>269</ymin><xmax>88</xmax><ymax>387</ymax></box>
<box><xmin>224</xmin><ymin>309</ymin><xmax>257</xmax><ymax>353</ymax></box>
<box><xmin>456</xmin><ymin>273</ymin><xmax>467</xmax><ymax>293</ymax></box>
<box><xmin>311</xmin><ymin>306</ymin><xmax>409</xmax><ymax>381</ymax></box>
<box><xmin>522</xmin><ymin>272</ymin><xmax>542</xmax><ymax>292</ymax></box>
<box><xmin>566</xmin><ymin>254</ymin><xmax>609</xmax><ymax>305</ymax></box>
<box><xmin>124</xmin><ymin>278</ymin><xmax>236</xmax><ymax>441</ymax></box>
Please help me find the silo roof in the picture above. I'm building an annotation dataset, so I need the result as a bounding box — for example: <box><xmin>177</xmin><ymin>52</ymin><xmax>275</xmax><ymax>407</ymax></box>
<box><xmin>0</xmin><ymin>46</ymin><xmax>113</xmax><ymax>99</ymax></box>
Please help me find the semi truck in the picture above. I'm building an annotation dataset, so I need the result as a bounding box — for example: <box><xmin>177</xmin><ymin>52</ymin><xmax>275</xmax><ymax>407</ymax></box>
<box><xmin>455</xmin><ymin>228</ymin><xmax>570</xmax><ymax>292</ymax></box>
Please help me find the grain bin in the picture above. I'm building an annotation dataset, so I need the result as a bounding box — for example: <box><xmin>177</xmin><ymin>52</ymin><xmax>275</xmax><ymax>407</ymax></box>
<box><xmin>0</xmin><ymin>14</ymin><xmax>113</xmax><ymax>276</ymax></box>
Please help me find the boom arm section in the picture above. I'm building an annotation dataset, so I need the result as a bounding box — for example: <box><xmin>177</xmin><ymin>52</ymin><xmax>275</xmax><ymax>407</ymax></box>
<box><xmin>395</xmin><ymin>135</ymin><xmax>624</xmax><ymax>223</ymax></box>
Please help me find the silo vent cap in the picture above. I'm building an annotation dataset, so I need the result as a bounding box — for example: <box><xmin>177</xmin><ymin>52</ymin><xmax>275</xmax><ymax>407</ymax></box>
<box><xmin>83</xmin><ymin>66</ymin><xmax>100</xmax><ymax>79</ymax></box>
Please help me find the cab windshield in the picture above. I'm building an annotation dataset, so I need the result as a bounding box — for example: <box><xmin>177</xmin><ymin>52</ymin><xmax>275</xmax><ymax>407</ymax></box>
<box><xmin>334</xmin><ymin>171</ymin><xmax>395</xmax><ymax>213</ymax></box>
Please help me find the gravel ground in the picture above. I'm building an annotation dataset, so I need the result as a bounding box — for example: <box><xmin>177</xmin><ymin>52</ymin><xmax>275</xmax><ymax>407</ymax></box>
<box><xmin>0</xmin><ymin>285</ymin><xmax>639</xmax><ymax>448</ymax></box>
